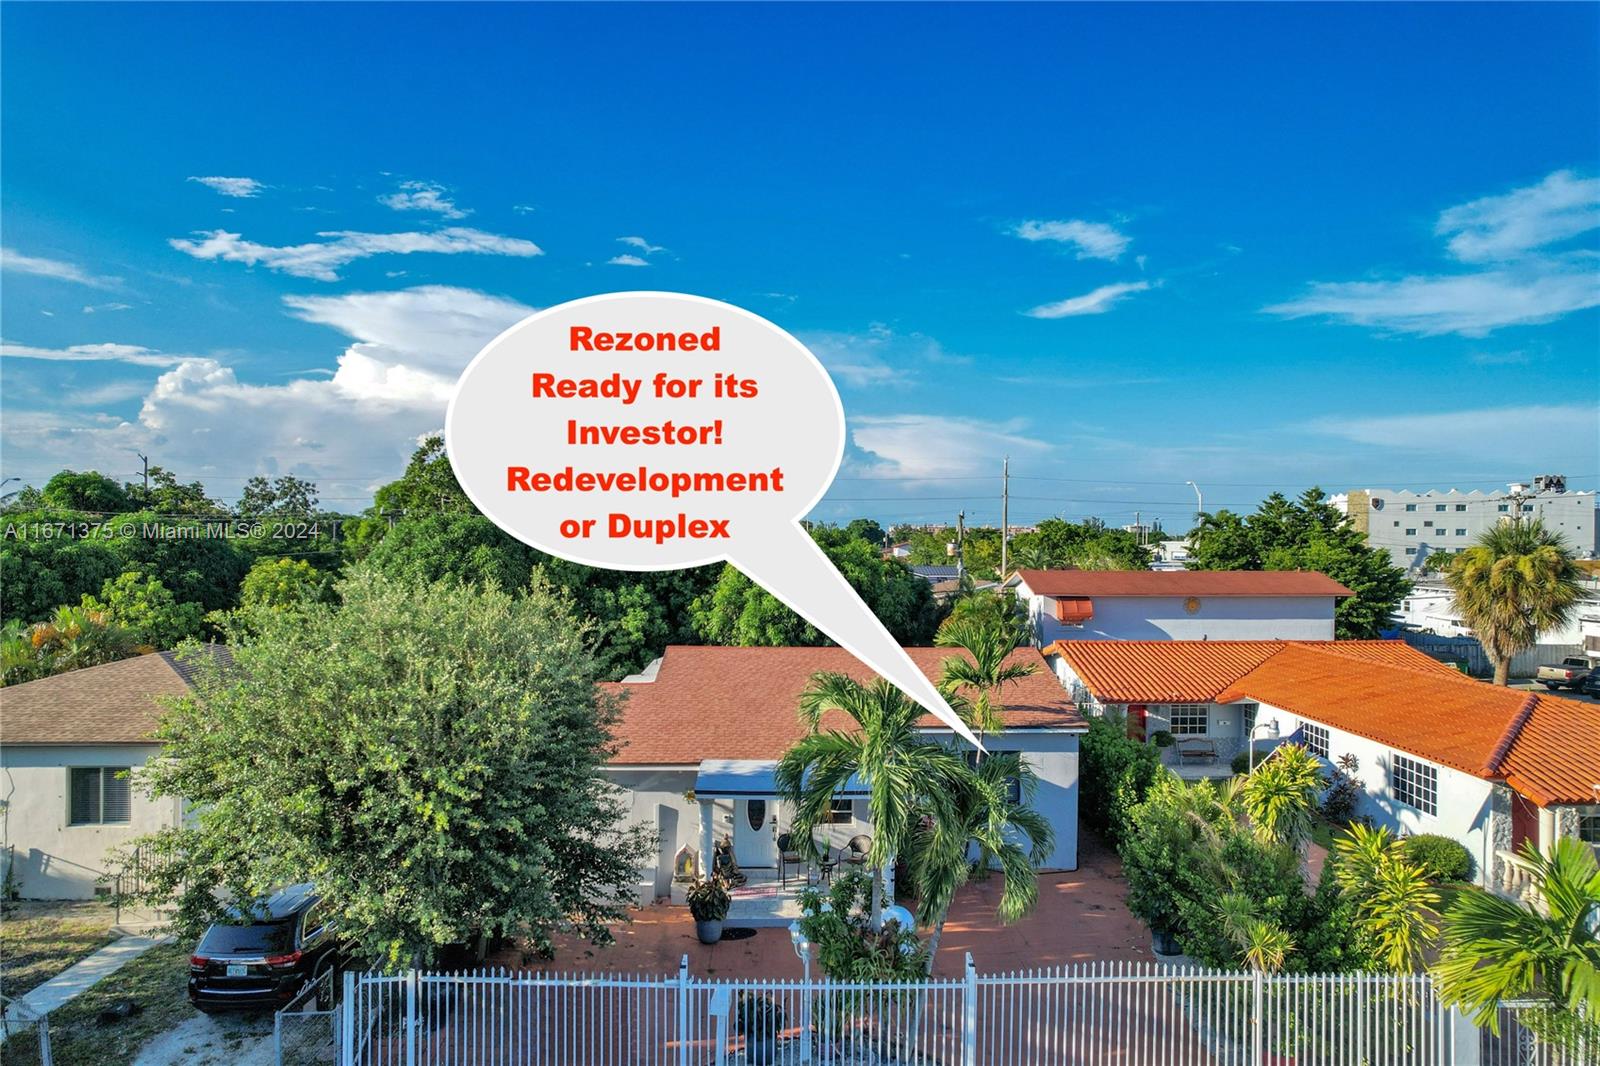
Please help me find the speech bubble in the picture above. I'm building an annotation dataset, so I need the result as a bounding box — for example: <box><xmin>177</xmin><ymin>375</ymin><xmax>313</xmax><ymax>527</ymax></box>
<box><xmin>445</xmin><ymin>291</ymin><xmax>977</xmax><ymax>747</ymax></box>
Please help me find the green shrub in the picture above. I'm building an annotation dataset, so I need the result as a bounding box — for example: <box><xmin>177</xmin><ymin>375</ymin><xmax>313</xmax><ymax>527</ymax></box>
<box><xmin>1150</xmin><ymin>729</ymin><xmax>1174</xmax><ymax>748</ymax></box>
<box><xmin>1401</xmin><ymin>834</ymin><xmax>1472</xmax><ymax>882</ymax></box>
<box><xmin>1080</xmin><ymin>714</ymin><xmax>1163</xmax><ymax>846</ymax></box>
<box><xmin>1230</xmin><ymin>751</ymin><xmax>1252</xmax><ymax>776</ymax></box>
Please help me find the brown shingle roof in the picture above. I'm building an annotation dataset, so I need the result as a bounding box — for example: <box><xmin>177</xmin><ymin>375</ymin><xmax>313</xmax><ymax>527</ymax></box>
<box><xmin>606</xmin><ymin>645</ymin><xmax>1084</xmax><ymax>766</ymax></box>
<box><xmin>1015</xmin><ymin>569</ymin><xmax>1353</xmax><ymax>598</ymax></box>
<box><xmin>1</xmin><ymin>647</ymin><xmax>228</xmax><ymax>745</ymax></box>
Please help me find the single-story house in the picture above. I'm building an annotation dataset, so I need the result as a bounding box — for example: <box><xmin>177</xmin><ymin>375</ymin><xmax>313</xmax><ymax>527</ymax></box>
<box><xmin>601</xmin><ymin>645</ymin><xmax>1086</xmax><ymax>920</ymax></box>
<box><xmin>0</xmin><ymin>650</ymin><xmax>225</xmax><ymax>900</ymax></box>
<box><xmin>1011</xmin><ymin>569</ymin><xmax>1352</xmax><ymax>646</ymax></box>
<box><xmin>1046</xmin><ymin>638</ymin><xmax>1600</xmax><ymax>895</ymax></box>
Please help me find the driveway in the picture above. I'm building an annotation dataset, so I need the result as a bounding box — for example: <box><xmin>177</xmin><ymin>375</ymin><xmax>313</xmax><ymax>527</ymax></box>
<box><xmin>131</xmin><ymin>1010</ymin><xmax>276</xmax><ymax>1066</ymax></box>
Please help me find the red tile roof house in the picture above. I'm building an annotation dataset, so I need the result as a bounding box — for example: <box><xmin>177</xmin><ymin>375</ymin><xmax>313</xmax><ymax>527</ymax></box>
<box><xmin>0</xmin><ymin>650</ymin><xmax>226</xmax><ymax>899</ymax></box>
<box><xmin>1010</xmin><ymin>569</ymin><xmax>1353</xmax><ymax>647</ymax></box>
<box><xmin>1046</xmin><ymin>638</ymin><xmax>1600</xmax><ymax>899</ymax></box>
<box><xmin>602</xmin><ymin>645</ymin><xmax>1086</xmax><ymax>925</ymax></box>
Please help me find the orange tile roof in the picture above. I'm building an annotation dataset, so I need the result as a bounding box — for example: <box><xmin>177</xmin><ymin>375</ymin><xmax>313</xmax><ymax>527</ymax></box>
<box><xmin>1043</xmin><ymin>639</ymin><xmax>1453</xmax><ymax>703</ymax></box>
<box><xmin>1016</xmin><ymin>569</ymin><xmax>1353</xmax><ymax>598</ymax></box>
<box><xmin>606</xmin><ymin>645</ymin><xmax>1084</xmax><ymax>766</ymax></box>
<box><xmin>1498</xmin><ymin>696</ymin><xmax>1600</xmax><ymax>807</ymax></box>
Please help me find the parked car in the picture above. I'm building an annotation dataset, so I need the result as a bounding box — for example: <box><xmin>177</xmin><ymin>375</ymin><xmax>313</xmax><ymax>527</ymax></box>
<box><xmin>1536</xmin><ymin>656</ymin><xmax>1594</xmax><ymax>691</ymax></box>
<box><xmin>188</xmin><ymin>884</ymin><xmax>340</xmax><ymax>1011</ymax></box>
<box><xmin>1578</xmin><ymin>670</ymin><xmax>1600</xmax><ymax>698</ymax></box>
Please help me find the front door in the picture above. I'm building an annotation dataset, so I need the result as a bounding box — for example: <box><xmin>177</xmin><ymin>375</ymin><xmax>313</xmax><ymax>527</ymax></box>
<box><xmin>733</xmin><ymin>798</ymin><xmax>776</xmax><ymax>868</ymax></box>
<box><xmin>1510</xmin><ymin>792</ymin><xmax>1539</xmax><ymax>854</ymax></box>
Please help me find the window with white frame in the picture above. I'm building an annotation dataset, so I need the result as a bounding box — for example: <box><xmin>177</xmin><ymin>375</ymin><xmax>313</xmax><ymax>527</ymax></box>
<box><xmin>69</xmin><ymin>767</ymin><xmax>131</xmax><ymax>825</ymax></box>
<box><xmin>1238</xmin><ymin>703</ymin><xmax>1259</xmax><ymax>733</ymax></box>
<box><xmin>1390</xmin><ymin>754</ymin><xmax>1437</xmax><ymax>815</ymax></box>
<box><xmin>1578</xmin><ymin>809</ymin><xmax>1600</xmax><ymax>846</ymax></box>
<box><xmin>822</xmin><ymin>798</ymin><xmax>854</xmax><ymax>824</ymax></box>
<box><xmin>1300</xmin><ymin>721</ymin><xmax>1329</xmax><ymax>758</ymax></box>
<box><xmin>1169</xmin><ymin>704</ymin><xmax>1208</xmax><ymax>735</ymax></box>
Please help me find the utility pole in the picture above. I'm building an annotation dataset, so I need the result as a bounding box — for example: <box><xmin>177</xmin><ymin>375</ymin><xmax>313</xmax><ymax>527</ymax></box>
<box><xmin>956</xmin><ymin>511</ymin><xmax>966</xmax><ymax>581</ymax></box>
<box><xmin>1135</xmin><ymin>510</ymin><xmax>1142</xmax><ymax>547</ymax></box>
<box><xmin>136</xmin><ymin>452</ymin><xmax>150</xmax><ymax>503</ymax></box>
<box><xmin>1000</xmin><ymin>456</ymin><xmax>1010</xmax><ymax>577</ymax></box>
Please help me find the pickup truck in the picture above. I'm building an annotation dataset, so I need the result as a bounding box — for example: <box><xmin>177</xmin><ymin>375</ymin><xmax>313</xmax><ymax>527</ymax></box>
<box><xmin>1536</xmin><ymin>656</ymin><xmax>1594</xmax><ymax>691</ymax></box>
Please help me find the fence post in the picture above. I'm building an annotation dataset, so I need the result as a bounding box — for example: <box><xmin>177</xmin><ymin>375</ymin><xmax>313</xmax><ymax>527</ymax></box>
<box><xmin>340</xmin><ymin>971</ymin><xmax>355</xmax><ymax>1066</ymax></box>
<box><xmin>962</xmin><ymin>951</ymin><xmax>977</xmax><ymax>1066</ymax></box>
<box><xmin>405</xmin><ymin>971</ymin><xmax>418</xmax><ymax>1066</ymax></box>
<box><xmin>709</xmin><ymin>986</ymin><xmax>732</xmax><ymax>1066</ymax></box>
<box><xmin>677</xmin><ymin>954</ymin><xmax>691</xmax><ymax>1066</ymax></box>
<box><xmin>1251</xmin><ymin>970</ymin><xmax>1264</xmax><ymax>1066</ymax></box>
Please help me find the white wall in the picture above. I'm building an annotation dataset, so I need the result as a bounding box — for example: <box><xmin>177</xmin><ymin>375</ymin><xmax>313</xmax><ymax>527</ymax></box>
<box><xmin>922</xmin><ymin>728</ymin><xmax>1081</xmax><ymax>871</ymax></box>
<box><xmin>0</xmin><ymin>744</ymin><xmax>180</xmax><ymax>900</ymax></box>
<box><xmin>1021</xmin><ymin>587</ymin><xmax>1337</xmax><ymax>645</ymax></box>
<box><xmin>1249</xmin><ymin>702</ymin><xmax>1497</xmax><ymax>885</ymax></box>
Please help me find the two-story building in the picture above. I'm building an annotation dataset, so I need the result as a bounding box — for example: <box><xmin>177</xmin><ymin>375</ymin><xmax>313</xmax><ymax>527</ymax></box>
<box><xmin>1012</xmin><ymin>569</ymin><xmax>1351</xmax><ymax>646</ymax></box>
<box><xmin>1047</xmin><ymin>638</ymin><xmax>1600</xmax><ymax>894</ymax></box>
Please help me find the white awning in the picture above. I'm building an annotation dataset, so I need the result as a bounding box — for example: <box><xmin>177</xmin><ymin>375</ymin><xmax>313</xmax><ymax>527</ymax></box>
<box><xmin>694</xmin><ymin>759</ymin><xmax>870</xmax><ymax>799</ymax></box>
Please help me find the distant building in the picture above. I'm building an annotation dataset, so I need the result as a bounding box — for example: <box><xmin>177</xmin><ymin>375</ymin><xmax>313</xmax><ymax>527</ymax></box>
<box><xmin>1010</xmin><ymin>569</ymin><xmax>1350</xmax><ymax>645</ymax></box>
<box><xmin>1333</xmin><ymin>475</ymin><xmax>1599</xmax><ymax>572</ymax></box>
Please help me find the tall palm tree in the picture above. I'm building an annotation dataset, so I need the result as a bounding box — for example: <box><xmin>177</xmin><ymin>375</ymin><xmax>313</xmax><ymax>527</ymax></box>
<box><xmin>904</xmin><ymin>752</ymin><xmax>1054</xmax><ymax>974</ymax></box>
<box><xmin>1448</xmin><ymin>519</ymin><xmax>1583</xmax><ymax>686</ymax></box>
<box><xmin>1434</xmin><ymin>839</ymin><xmax>1600</xmax><ymax>1036</ymax></box>
<box><xmin>776</xmin><ymin>673</ymin><xmax>970</xmax><ymax>928</ymax></box>
<box><xmin>1239</xmin><ymin>744</ymin><xmax>1324</xmax><ymax>850</ymax></box>
<box><xmin>935</xmin><ymin>619</ymin><xmax>1037</xmax><ymax>751</ymax></box>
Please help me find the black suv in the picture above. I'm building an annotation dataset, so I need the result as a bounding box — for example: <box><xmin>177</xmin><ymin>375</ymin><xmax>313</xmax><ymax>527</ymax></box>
<box><xmin>188</xmin><ymin>884</ymin><xmax>340</xmax><ymax>1011</ymax></box>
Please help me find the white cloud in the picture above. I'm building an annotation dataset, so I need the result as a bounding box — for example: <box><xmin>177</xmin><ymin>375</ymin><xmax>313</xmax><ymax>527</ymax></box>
<box><xmin>512</xmin><ymin>204</ymin><xmax>537</xmax><ymax>214</ymax></box>
<box><xmin>1268</xmin><ymin>169</ymin><xmax>1600</xmax><ymax>336</ymax></box>
<box><xmin>1024</xmin><ymin>281</ymin><xmax>1150</xmax><ymax>319</ymax></box>
<box><xmin>607</xmin><ymin>254</ymin><xmax>650</xmax><ymax>267</ymax></box>
<box><xmin>188</xmin><ymin>176</ymin><xmax>264</xmax><ymax>198</ymax></box>
<box><xmin>849</xmin><ymin>414</ymin><xmax>1049</xmax><ymax>480</ymax></box>
<box><xmin>1264</xmin><ymin>267</ymin><xmax>1599</xmax><ymax>337</ymax></box>
<box><xmin>1305</xmin><ymin>404</ymin><xmax>1598</xmax><ymax>468</ymax></box>
<box><xmin>1436</xmin><ymin>170</ymin><xmax>1599</xmax><ymax>263</ymax></box>
<box><xmin>379</xmin><ymin>181</ymin><xmax>469</xmax><ymax>220</ymax></box>
<box><xmin>797</xmin><ymin>324</ymin><xmax>967</xmax><ymax>387</ymax></box>
<box><xmin>1013</xmin><ymin>219</ymin><xmax>1130</xmax><ymax>261</ymax></box>
<box><xmin>169</xmin><ymin>227</ymin><xmax>542</xmax><ymax>281</ymax></box>
<box><xmin>1</xmin><ymin>248</ymin><xmax>119</xmax><ymax>288</ymax></box>
<box><xmin>617</xmin><ymin>236</ymin><xmax>665</xmax><ymax>254</ymax></box>
<box><xmin>82</xmin><ymin>303</ymin><xmax>133</xmax><ymax>314</ymax></box>
<box><xmin>0</xmin><ymin>286</ymin><xmax>536</xmax><ymax>498</ymax></box>
<box><xmin>0</xmin><ymin>340</ymin><xmax>188</xmax><ymax>367</ymax></box>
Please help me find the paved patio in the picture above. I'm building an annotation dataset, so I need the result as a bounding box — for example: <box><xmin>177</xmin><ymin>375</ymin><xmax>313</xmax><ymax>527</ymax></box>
<box><xmin>499</xmin><ymin>833</ymin><xmax>1152</xmax><ymax>979</ymax></box>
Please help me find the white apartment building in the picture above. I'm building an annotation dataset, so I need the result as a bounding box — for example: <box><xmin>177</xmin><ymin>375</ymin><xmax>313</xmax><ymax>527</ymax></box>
<box><xmin>1333</xmin><ymin>475</ymin><xmax>1598</xmax><ymax>572</ymax></box>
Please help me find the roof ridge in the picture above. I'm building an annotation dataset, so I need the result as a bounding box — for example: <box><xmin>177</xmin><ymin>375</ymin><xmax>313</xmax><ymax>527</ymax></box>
<box><xmin>1482</xmin><ymin>693</ymin><xmax>1537</xmax><ymax>776</ymax></box>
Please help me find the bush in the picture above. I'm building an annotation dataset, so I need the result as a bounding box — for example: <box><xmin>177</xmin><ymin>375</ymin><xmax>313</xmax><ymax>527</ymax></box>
<box><xmin>1320</xmin><ymin>753</ymin><xmax>1363</xmax><ymax>827</ymax></box>
<box><xmin>1079</xmin><ymin>714</ymin><xmax>1163</xmax><ymax>847</ymax></box>
<box><xmin>1150</xmin><ymin>729</ymin><xmax>1174</xmax><ymax>748</ymax></box>
<box><xmin>1402</xmin><ymin>834</ymin><xmax>1473</xmax><ymax>882</ymax></box>
<box><xmin>1230</xmin><ymin>751</ymin><xmax>1252</xmax><ymax>776</ymax></box>
<box><xmin>735</xmin><ymin>992</ymin><xmax>786</xmax><ymax>1038</ymax></box>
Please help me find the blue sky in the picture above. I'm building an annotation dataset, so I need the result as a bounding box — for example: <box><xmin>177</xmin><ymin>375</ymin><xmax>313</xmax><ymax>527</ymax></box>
<box><xmin>3</xmin><ymin>3</ymin><xmax>1597</xmax><ymax>530</ymax></box>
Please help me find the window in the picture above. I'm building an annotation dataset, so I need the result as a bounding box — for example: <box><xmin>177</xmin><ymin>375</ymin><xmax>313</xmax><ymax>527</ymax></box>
<box><xmin>1169</xmin><ymin>704</ymin><xmax>1208</xmax><ymax>736</ymax></box>
<box><xmin>1455</xmin><ymin>504</ymin><xmax>1467</xmax><ymax>512</ymax></box>
<box><xmin>1522</xmin><ymin>504</ymin><xmax>1534</xmax><ymax>513</ymax></box>
<box><xmin>1404</xmin><ymin>546</ymin><xmax>1417</xmax><ymax>554</ymax></box>
<box><xmin>1423</xmin><ymin>520</ymin><xmax>1433</xmax><ymax>527</ymax></box>
<box><xmin>1392</xmin><ymin>521</ymin><xmax>1400</xmax><ymax>527</ymax></box>
<box><xmin>1435</xmin><ymin>504</ymin><xmax>1446</xmax><ymax>512</ymax></box>
<box><xmin>1405</xmin><ymin>528</ymin><xmax>1417</xmax><ymax>536</ymax></box>
<box><xmin>1497</xmin><ymin>504</ymin><xmax>1509</xmax><ymax>512</ymax></box>
<box><xmin>1455</xmin><ymin>529</ymin><xmax>1467</xmax><ymax>536</ymax></box>
<box><xmin>1238</xmin><ymin>703</ymin><xmax>1259</xmax><ymax>734</ymax></box>
<box><xmin>1301</xmin><ymin>721</ymin><xmax>1329</xmax><ymax>759</ymax></box>
<box><xmin>69</xmin><ymin>767</ymin><xmax>131</xmax><ymax>825</ymax></box>
<box><xmin>1404</xmin><ymin>504</ymin><xmax>1417</xmax><ymax>512</ymax></box>
<box><xmin>1390</xmin><ymin>754</ymin><xmax>1437</xmax><ymax>816</ymax></box>
<box><xmin>822</xmin><ymin>798</ymin><xmax>854</xmax><ymax>824</ymax></box>
<box><xmin>1578</xmin><ymin>812</ymin><xmax>1600</xmax><ymax>845</ymax></box>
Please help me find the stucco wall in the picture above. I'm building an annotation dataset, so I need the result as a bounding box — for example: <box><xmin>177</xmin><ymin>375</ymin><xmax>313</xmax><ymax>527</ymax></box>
<box><xmin>0</xmin><ymin>744</ymin><xmax>180</xmax><ymax>900</ymax></box>
<box><xmin>1250</xmin><ymin>702</ymin><xmax>1496</xmax><ymax>885</ymax></box>
<box><xmin>1025</xmin><ymin>590</ymin><xmax>1337</xmax><ymax>645</ymax></box>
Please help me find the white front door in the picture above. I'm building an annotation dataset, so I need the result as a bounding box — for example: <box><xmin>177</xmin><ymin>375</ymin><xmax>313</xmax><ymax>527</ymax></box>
<box><xmin>733</xmin><ymin>798</ymin><xmax>776</xmax><ymax>868</ymax></box>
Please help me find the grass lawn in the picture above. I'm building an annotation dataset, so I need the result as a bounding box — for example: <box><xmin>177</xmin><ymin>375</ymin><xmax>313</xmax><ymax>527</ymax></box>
<box><xmin>0</xmin><ymin>901</ymin><xmax>119</xmax><ymax>1000</ymax></box>
<box><xmin>0</xmin><ymin>941</ymin><xmax>193</xmax><ymax>1066</ymax></box>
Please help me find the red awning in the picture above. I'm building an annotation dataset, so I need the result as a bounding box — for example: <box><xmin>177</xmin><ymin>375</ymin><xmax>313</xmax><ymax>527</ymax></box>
<box><xmin>1054</xmin><ymin>597</ymin><xmax>1094</xmax><ymax>623</ymax></box>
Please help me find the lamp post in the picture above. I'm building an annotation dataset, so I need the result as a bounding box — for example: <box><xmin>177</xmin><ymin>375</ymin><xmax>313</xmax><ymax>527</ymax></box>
<box><xmin>1185</xmin><ymin>480</ymin><xmax>1204</xmax><ymax>523</ymax></box>
<box><xmin>1247</xmin><ymin>720</ymin><xmax>1280</xmax><ymax>774</ymax></box>
<box><xmin>788</xmin><ymin>920</ymin><xmax>814</xmax><ymax>1062</ymax></box>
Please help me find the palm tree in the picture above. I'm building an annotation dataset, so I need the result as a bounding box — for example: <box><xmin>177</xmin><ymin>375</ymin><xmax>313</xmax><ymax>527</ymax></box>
<box><xmin>1448</xmin><ymin>519</ymin><xmax>1583</xmax><ymax>686</ymax></box>
<box><xmin>776</xmin><ymin>673</ymin><xmax>971</xmax><ymax>928</ymax></box>
<box><xmin>1007</xmin><ymin>543</ymin><xmax>1060</xmax><ymax>571</ymax></box>
<box><xmin>904</xmin><ymin>752</ymin><xmax>1054</xmax><ymax>975</ymax></box>
<box><xmin>1331</xmin><ymin>824</ymin><xmax>1440</xmax><ymax>972</ymax></box>
<box><xmin>935</xmin><ymin>619</ymin><xmax>1037</xmax><ymax>751</ymax></box>
<box><xmin>1239</xmin><ymin>743</ymin><xmax>1324</xmax><ymax>850</ymax></box>
<box><xmin>1434</xmin><ymin>839</ymin><xmax>1600</xmax><ymax>1037</ymax></box>
<box><xmin>1216</xmin><ymin>892</ymin><xmax>1294</xmax><ymax>972</ymax></box>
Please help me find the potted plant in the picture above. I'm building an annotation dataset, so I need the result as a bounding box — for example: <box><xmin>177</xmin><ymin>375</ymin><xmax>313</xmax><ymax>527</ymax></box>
<box><xmin>686</xmin><ymin>876</ymin><xmax>730</xmax><ymax>944</ymax></box>
<box><xmin>735</xmin><ymin>991</ymin><xmax>785</xmax><ymax>1063</ymax></box>
<box><xmin>1150</xmin><ymin>729</ymin><xmax>1174</xmax><ymax>749</ymax></box>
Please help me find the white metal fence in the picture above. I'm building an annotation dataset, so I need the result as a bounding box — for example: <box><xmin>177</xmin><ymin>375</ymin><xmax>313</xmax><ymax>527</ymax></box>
<box><xmin>336</xmin><ymin>957</ymin><xmax>1594</xmax><ymax>1066</ymax></box>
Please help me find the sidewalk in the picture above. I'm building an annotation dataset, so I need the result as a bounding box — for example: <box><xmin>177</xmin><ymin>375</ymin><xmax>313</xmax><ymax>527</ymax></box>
<box><xmin>0</xmin><ymin>932</ymin><xmax>172</xmax><ymax>1043</ymax></box>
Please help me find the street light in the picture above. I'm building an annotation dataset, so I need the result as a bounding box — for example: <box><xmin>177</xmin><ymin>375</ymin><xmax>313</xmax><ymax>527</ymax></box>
<box><xmin>1247</xmin><ymin>719</ymin><xmax>1281</xmax><ymax>774</ymax></box>
<box><xmin>788</xmin><ymin>920</ymin><xmax>814</xmax><ymax>1063</ymax></box>
<box><xmin>1185</xmin><ymin>480</ymin><xmax>1204</xmax><ymax>522</ymax></box>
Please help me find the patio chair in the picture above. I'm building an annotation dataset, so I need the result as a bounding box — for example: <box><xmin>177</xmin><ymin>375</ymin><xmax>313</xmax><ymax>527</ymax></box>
<box><xmin>776</xmin><ymin>833</ymin><xmax>806</xmax><ymax>887</ymax></box>
<box><xmin>842</xmin><ymin>835</ymin><xmax>872</xmax><ymax>870</ymax></box>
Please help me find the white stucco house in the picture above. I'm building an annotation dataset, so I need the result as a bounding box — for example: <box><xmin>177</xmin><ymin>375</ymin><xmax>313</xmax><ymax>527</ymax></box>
<box><xmin>1047</xmin><ymin>638</ymin><xmax>1600</xmax><ymax>896</ymax></box>
<box><xmin>600</xmin><ymin>645</ymin><xmax>1085</xmax><ymax>924</ymax></box>
<box><xmin>0</xmin><ymin>650</ymin><xmax>224</xmax><ymax>900</ymax></box>
<box><xmin>1011</xmin><ymin>569</ymin><xmax>1351</xmax><ymax>646</ymax></box>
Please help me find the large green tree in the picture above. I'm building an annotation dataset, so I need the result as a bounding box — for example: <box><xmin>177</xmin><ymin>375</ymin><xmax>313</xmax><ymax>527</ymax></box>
<box><xmin>0</xmin><ymin>528</ymin><xmax>124</xmax><ymax>625</ymax></box>
<box><xmin>42</xmin><ymin>470</ymin><xmax>134</xmax><ymax>513</ymax></box>
<box><xmin>1447</xmin><ymin>518</ymin><xmax>1583</xmax><ymax>685</ymax></box>
<box><xmin>1187</xmin><ymin>488</ymin><xmax>1409</xmax><ymax>638</ymax></box>
<box><xmin>81</xmin><ymin>571</ymin><xmax>207</xmax><ymax>648</ymax></box>
<box><xmin>125</xmin><ymin>569</ymin><xmax>653</xmax><ymax>966</ymax></box>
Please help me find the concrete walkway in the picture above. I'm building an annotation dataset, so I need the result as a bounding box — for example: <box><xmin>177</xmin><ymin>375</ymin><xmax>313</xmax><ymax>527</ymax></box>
<box><xmin>0</xmin><ymin>932</ymin><xmax>172</xmax><ymax>1041</ymax></box>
